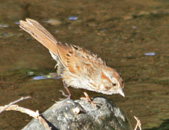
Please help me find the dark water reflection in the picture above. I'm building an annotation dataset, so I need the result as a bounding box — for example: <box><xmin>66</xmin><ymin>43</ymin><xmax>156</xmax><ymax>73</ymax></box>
<box><xmin>0</xmin><ymin>0</ymin><xmax>169</xmax><ymax>129</ymax></box>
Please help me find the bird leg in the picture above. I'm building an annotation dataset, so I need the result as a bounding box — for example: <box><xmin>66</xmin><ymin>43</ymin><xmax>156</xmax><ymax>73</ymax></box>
<box><xmin>83</xmin><ymin>91</ymin><xmax>93</xmax><ymax>103</ymax></box>
<box><xmin>81</xmin><ymin>92</ymin><xmax>101</xmax><ymax>108</ymax></box>
<box><xmin>63</xmin><ymin>81</ymin><xmax>72</xmax><ymax>99</ymax></box>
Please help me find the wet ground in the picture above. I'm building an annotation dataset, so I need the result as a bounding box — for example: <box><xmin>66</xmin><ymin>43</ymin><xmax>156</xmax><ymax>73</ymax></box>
<box><xmin>0</xmin><ymin>0</ymin><xmax>169</xmax><ymax>129</ymax></box>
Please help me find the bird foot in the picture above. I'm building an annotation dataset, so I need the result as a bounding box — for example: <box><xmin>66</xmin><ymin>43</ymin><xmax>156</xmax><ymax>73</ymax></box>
<box><xmin>59</xmin><ymin>90</ymin><xmax>72</xmax><ymax>100</ymax></box>
<box><xmin>81</xmin><ymin>92</ymin><xmax>96</xmax><ymax>105</ymax></box>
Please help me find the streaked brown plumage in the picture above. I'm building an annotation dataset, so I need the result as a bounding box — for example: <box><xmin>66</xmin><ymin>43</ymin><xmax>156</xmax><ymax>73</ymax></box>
<box><xmin>19</xmin><ymin>18</ymin><xmax>125</xmax><ymax>97</ymax></box>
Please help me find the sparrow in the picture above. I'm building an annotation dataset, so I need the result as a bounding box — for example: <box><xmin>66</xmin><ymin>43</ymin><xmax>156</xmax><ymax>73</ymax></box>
<box><xmin>19</xmin><ymin>18</ymin><xmax>125</xmax><ymax>98</ymax></box>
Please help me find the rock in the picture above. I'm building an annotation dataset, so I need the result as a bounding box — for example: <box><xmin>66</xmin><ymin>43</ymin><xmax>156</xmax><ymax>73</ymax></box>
<box><xmin>22</xmin><ymin>97</ymin><xmax>132</xmax><ymax>130</ymax></box>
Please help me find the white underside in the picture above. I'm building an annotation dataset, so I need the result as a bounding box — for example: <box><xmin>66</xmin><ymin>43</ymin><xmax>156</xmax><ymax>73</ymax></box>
<box><xmin>63</xmin><ymin>72</ymin><xmax>118</xmax><ymax>95</ymax></box>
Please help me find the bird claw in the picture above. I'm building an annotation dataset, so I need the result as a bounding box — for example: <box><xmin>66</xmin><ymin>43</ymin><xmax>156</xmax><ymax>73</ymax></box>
<box><xmin>83</xmin><ymin>92</ymin><xmax>93</xmax><ymax>102</ymax></box>
<box><xmin>80</xmin><ymin>92</ymin><xmax>97</xmax><ymax>105</ymax></box>
<box><xmin>59</xmin><ymin>90</ymin><xmax>72</xmax><ymax>100</ymax></box>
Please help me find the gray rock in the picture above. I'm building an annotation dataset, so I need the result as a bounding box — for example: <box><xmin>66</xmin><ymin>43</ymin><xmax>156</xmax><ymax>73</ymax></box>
<box><xmin>22</xmin><ymin>97</ymin><xmax>132</xmax><ymax>130</ymax></box>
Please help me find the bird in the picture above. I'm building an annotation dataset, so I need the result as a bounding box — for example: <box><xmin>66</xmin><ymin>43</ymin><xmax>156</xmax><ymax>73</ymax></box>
<box><xmin>19</xmin><ymin>18</ymin><xmax>125</xmax><ymax>99</ymax></box>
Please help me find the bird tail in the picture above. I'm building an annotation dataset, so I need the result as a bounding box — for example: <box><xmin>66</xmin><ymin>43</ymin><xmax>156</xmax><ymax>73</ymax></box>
<box><xmin>19</xmin><ymin>18</ymin><xmax>58</xmax><ymax>56</ymax></box>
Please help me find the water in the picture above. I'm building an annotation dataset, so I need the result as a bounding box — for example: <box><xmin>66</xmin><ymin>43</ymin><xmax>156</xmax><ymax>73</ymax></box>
<box><xmin>0</xmin><ymin>0</ymin><xmax>169</xmax><ymax>130</ymax></box>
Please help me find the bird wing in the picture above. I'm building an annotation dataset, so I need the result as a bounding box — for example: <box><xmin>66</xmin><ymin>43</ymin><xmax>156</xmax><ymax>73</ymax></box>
<box><xmin>19</xmin><ymin>18</ymin><xmax>105</xmax><ymax>76</ymax></box>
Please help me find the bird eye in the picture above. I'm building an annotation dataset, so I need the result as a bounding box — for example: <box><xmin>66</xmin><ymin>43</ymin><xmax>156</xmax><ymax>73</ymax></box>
<box><xmin>112</xmin><ymin>83</ymin><xmax>117</xmax><ymax>86</ymax></box>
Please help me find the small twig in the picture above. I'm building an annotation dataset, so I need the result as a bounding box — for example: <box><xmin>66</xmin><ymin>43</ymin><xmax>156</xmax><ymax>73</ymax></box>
<box><xmin>0</xmin><ymin>96</ymin><xmax>31</xmax><ymax>114</ymax></box>
<box><xmin>0</xmin><ymin>105</ymin><xmax>51</xmax><ymax>130</ymax></box>
<box><xmin>134</xmin><ymin>116</ymin><xmax>142</xmax><ymax>130</ymax></box>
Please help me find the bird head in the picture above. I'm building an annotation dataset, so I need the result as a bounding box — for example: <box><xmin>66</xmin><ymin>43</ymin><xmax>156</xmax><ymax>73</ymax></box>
<box><xmin>100</xmin><ymin>66</ymin><xmax>125</xmax><ymax>97</ymax></box>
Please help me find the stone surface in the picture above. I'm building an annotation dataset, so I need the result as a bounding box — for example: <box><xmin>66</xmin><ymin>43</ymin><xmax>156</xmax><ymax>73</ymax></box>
<box><xmin>22</xmin><ymin>97</ymin><xmax>132</xmax><ymax>130</ymax></box>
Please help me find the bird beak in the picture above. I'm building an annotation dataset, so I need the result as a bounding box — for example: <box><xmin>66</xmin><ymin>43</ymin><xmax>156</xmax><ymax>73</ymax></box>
<box><xmin>118</xmin><ymin>89</ymin><xmax>125</xmax><ymax>97</ymax></box>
